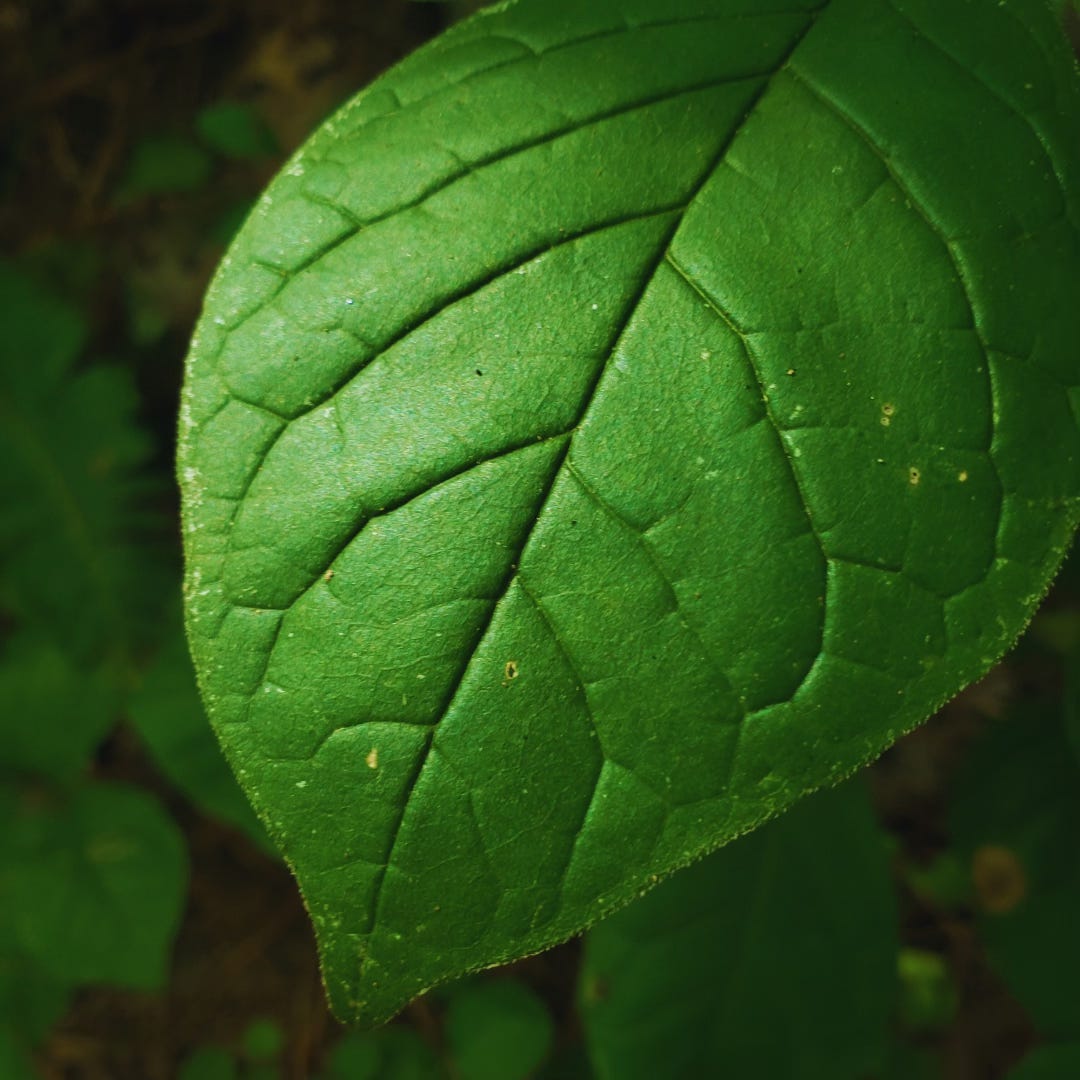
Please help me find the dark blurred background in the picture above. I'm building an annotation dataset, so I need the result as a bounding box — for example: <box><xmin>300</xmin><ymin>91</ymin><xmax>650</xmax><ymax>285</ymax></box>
<box><xmin>1</xmin><ymin>0</ymin><xmax>447</xmax><ymax>461</ymax></box>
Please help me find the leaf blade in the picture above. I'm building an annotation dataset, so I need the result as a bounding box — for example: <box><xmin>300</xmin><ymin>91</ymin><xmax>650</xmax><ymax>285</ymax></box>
<box><xmin>181</xmin><ymin>0</ymin><xmax>1080</xmax><ymax>1022</ymax></box>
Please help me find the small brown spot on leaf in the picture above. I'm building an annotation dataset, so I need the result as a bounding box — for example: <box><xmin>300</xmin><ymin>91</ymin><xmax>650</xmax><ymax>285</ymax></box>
<box><xmin>365</xmin><ymin>748</ymin><xmax>379</xmax><ymax>770</ymax></box>
<box><xmin>504</xmin><ymin>660</ymin><xmax>519</xmax><ymax>681</ymax></box>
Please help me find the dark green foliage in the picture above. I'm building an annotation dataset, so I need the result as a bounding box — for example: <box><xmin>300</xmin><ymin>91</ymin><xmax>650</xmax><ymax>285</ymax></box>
<box><xmin>0</xmin><ymin>263</ymin><xmax>188</xmax><ymax>1063</ymax></box>
<box><xmin>324</xmin><ymin>1026</ymin><xmax>442</xmax><ymax>1079</ymax></box>
<box><xmin>129</xmin><ymin>618</ymin><xmax>275</xmax><ymax>853</ymax></box>
<box><xmin>950</xmin><ymin>705</ymin><xmax>1080</xmax><ymax>1039</ymax></box>
<box><xmin>444</xmin><ymin>979</ymin><xmax>554</xmax><ymax>1080</ymax></box>
<box><xmin>0</xmin><ymin>263</ymin><xmax>162</xmax><ymax>667</ymax></box>
<box><xmin>580</xmin><ymin>780</ymin><xmax>897</xmax><ymax>1079</ymax></box>
<box><xmin>115</xmin><ymin>135</ymin><xmax>216</xmax><ymax>202</ymax></box>
<box><xmin>178</xmin><ymin>1046</ymin><xmax>238</xmax><ymax>1080</ymax></box>
<box><xmin>2</xmin><ymin>0</ymin><xmax>1079</xmax><ymax>1074</ymax></box>
<box><xmin>0</xmin><ymin>783</ymin><xmax>188</xmax><ymax>988</ymax></box>
<box><xmin>197</xmin><ymin>102</ymin><xmax>279</xmax><ymax>162</ymax></box>
<box><xmin>1006</xmin><ymin>1045</ymin><xmax>1080</xmax><ymax>1080</ymax></box>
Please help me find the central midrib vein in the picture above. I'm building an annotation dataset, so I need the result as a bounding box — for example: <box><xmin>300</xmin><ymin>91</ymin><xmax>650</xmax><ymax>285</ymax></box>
<box><xmin>356</xmin><ymin>4</ymin><xmax>828</xmax><ymax>991</ymax></box>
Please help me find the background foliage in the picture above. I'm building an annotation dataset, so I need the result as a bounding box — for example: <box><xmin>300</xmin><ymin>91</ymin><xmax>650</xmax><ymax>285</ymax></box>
<box><xmin>2</xmin><ymin>1</ymin><xmax>1079</xmax><ymax>1077</ymax></box>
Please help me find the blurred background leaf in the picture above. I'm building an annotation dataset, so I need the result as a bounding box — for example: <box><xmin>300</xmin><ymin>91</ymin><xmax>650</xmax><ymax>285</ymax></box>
<box><xmin>1005</xmin><ymin>1044</ymin><xmax>1080</xmax><ymax>1080</ymax></box>
<box><xmin>196</xmin><ymin>101</ymin><xmax>279</xmax><ymax>161</ymax></box>
<box><xmin>949</xmin><ymin>705</ymin><xmax>1080</xmax><ymax>1041</ymax></box>
<box><xmin>0</xmin><ymin>782</ymin><xmax>187</xmax><ymax>989</ymax></box>
<box><xmin>444</xmin><ymin>978</ymin><xmax>554</xmax><ymax>1080</ymax></box>
<box><xmin>0</xmin><ymin>262</ymin><xmax>167</xmax><ymax>672</ymax></box>
<box><xmin>0</xmin><ymin>636</ymin><xmax>120</xmax><ymax>780</ymax></box>
<box><xmin>580</xmin><ymin>779</ymin><xmax>898</xmax><ymax>1080</ymax></box>
<box><xmin>114</xmin><ymin>134</ymin><xmax>216</xmax><ymax>203</ymax></box>
<box><xmin>128</xmin><ymin>614</ymin><xmax>275</xmax><ymax>854</ymax></box>
<box><xmin>322</xmin><ymin>1025</ymin><xmax>442</xmax><ymax>1079</ymax></box>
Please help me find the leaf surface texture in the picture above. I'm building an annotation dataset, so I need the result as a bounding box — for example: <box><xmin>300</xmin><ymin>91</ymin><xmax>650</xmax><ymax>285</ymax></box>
<box><xmin>180</xmin><ymin>0</ymin><xmax>1080</xmax><ymax>1021</ymax></box>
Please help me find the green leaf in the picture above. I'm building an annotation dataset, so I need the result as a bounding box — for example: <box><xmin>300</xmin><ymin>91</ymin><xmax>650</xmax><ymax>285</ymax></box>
<box><xmin>950</xmin><ymin>708</ymin><xmax>1080</xmax><ymax>1039</ymax></box>
<box><xmin>0</xmin><ymin>260</ymin><xmax>86</xmax><ymax>405</ymax></box>
<box><xmin>580</xmin><ymin>780</ymin><xmax>896</xmax><ymax>1079</ymax></box>
<box><xmin>0</xmin><ymin>264</ymin><xmax>167</xmax><ymax>783</ymax></box>
<box><xmin>896</xmin><ymin>948</ymin><xmax>956</xmax><ymax>1035</ymax></box>
<box><xmin>0</xmin><ymin>279</ymin><xmax>162</xmax><ymax>663</ymax></box>
<box><xmin>0</xmin><ymin>363</ymin><xmax>155</xmax><ymax>655</ymax></box>
<box><xmin>444</xmin><ymin>978</ymin><xmax>554</xmax><ymax>1080</ymax></box>
<box><xmin>1006</xmin><ymin>1045</ymin><xmax>1080</xmax><ymax>1080</ymax></box>
<box><xmin>323</xmin><ymin>1027</ymin><xmax>442</xmax><ymax>1080</ymax></box>
<box><xmin>0</xmin><ymin>783</ymin><xmax>188</xmax><ymax>989</ymax></box>
<box><xmin>128</xmin><ymin>620</ymin><xmax>275</xmax><ymax>853</ymax></box>
<box><xmin>0</xmin><ymin>634</ymin><xmax>119</xmax><ymax>781</ymax></box>
<box><xmin>241</xmin><ymin>1018</ymin><xmax>285</xmax><ymax>1062</ymax></box>
<box><xmin>179</xmin><ymin>0</ymin><xmax>1080</xmax><ymax>1022</ymax></box>
<box><xmin>178</xmin><ymin>1046</ymin><xmax>239</xmax><ymax>1080</ymax></box>
<box><xmin>0</xmin><ymin>1031</ymin><xmax>36</xmax><ymax>1080</ymax></box>
<box><xmin>115</xmin><ymin>135</ymin><xmax>214</xmax><ymax>202</ymax></box>
<box><xmin>0</xmin><ymin>952</ymin><xmax>71</xmax><ymax>1047</ymax></box>
<box><xmin>537</xmin><ymin>1043</ymin><xmax>596</xmax><ymax>1080</ymax></box>
<box><xmin>197</xmin><ymin>102</ymin><xmax>279</xmax><ymax>161</ymax></box>
<box><xmin>0</xmin><ymin>863</ymin><xmax>74</xmax><ymax>1072</ymax></box>
<box><xmin>880</xmin><ymin>1043</ymin><xmax>942</xmax><ymax>1080</ymax></box>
